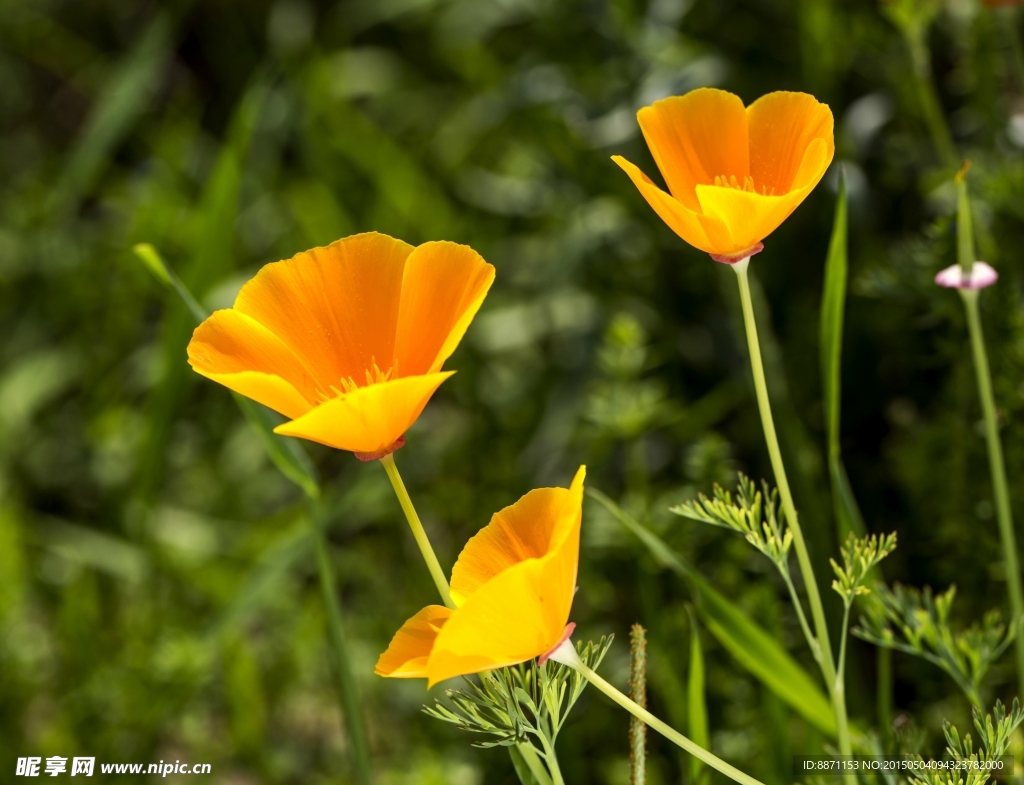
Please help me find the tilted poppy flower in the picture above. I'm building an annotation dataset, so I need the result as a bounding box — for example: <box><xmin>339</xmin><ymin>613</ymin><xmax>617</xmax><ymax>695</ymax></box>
<box><xmin>187</xmin><ymin>232</ymin><xmax>495</xmax><ymax>458</ymax></box>
<box><xmin>375</xmin><ymin>466</ymin><xmax>585</xmax><ymax>687</ymax></box>
<box><xmin>613</xmin><ymin>88</ymin><xmax>835</xmax><ymax>262</ymax></box>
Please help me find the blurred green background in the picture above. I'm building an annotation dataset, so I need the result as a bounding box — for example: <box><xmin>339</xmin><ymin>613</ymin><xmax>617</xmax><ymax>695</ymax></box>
<box><xmin>3</xmin><ymin>0</ymin><xmax>1024</xmax><ymax>782</ymax></box>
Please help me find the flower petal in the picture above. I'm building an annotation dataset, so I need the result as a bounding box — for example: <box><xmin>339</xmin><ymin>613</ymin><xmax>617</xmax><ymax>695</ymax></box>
<box><xmin>188</xmin><ymin>309</ymin><xmax>321</xmax><ymax>419</ymax></box>
<box><xmin>426</xmin><ymin>468</ymin><xmax>585</xmax><ymax>687</ymax></box>
<box><xmin>612</xmin><ymin>156</ymin><xmax>731</xmax><ymax>254</ymax></box>
<box><xmin>273</xmin><ymin>372</ymin><xmax>453</xmax><ymax>454</ymax></box>
<box><xmin>694</xmin><ymin>181</ymin><xmax>816</xmax><ymax>253</ymax></box>
<box><xmin>375</xmin><ymin>605</ymin><xmax>452</xmax><ymax>678</ymax></box>
<box><xmin>636</xmin><ymin>88</ymin><xmax>749</xmax><ymax>211</ymax></box>
<box><xmin>746</xmin><ymin>91</ymin><xmax>834</xmax><ymax>196</ymax></box>
<box><xmin>394</xmin><ymin>241</ymin><xmax>496</xmax><ymax>377</ymax></box>
<box><xmin>450</xmin><ymin>466</ymin><xmax>586</xmax><ymax>606</ymax></box>
<box><xmin>233</xmin><ymin>232</ymin><xmax>414</xmax><ymax>389</ymax></box>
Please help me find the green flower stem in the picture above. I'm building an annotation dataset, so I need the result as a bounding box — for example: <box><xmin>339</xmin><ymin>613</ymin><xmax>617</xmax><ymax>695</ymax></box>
<box><xmin>308</xmin><ymin>499</ymin><xmax>374</xmax><ymax>785</ymax></box>
<box><xmin>732</xmin><ymin>259</ymin><xmax>855</xmax><ymax>781</ymax></box>
<box><xmin>551</xmin><ymin>643</ymin><xmax>764</xmax><ymax>785</ymax></box>
<box><xmin>537</xmin><ymin>734</ymin><xmax>567</xmax><ymax>785</ymax></box>
<box><xmin>379</xmin><ymin>453</ymin><xmax>455</xmax><ymax>609</ymax></box>
<box><xmin>960</xmin><ymin>288</ymin><xmax>1024</xmax><ymax>700</ymax></box>
<box><xmin>901</xmin><ymin>25</ymin><xmax>958</xmax><ymax>170</ymax></box>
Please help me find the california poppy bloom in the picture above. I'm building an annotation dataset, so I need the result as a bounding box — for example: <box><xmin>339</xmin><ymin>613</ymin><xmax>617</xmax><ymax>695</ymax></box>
<box><xmin>613</xmin><ymin>88</ymin><xmax>834</xmax><ymax>262</ymax></box>
<box><xmin>187</xmin><ymin>232</ymin><xmax>495</xmax><ymax>459</ymax></box>
<box><xmin>376</xmin><ymin>466</ymin><xmax>585</xmax><ymax>686</ymax></box>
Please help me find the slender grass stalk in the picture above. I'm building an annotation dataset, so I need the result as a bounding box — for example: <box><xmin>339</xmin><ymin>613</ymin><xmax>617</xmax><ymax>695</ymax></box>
<box><xmin>901</xmin><ymin>24</ymin><xmax>958</xmax><ymax>170</ymax></box>
<box><xmin>308</xmin><ymin>499</ymin><xmax>374</xmax><ymax>785</ymax></box>
<box><xmin>549</xmin><ymin>642</ymin><xmax>765</xmax><ymax>785</ymax></box>
<box><xmin>513</xmin><ymin>743</ymin><xmax>555</xmax><ymax>785</ymax></box>
<box><xmin>960</xmin><ymin>288</ymin><xmax>1024</xmax><ymax>700</ymax></box>
<box><xmin>132</xmin><ymin>243</ymin><xmax>372</xmax><ymax>784</ymax></box>
<box><xmin>732</xmin><ymin>258</ymin><xmax>855</xmax><ymax>781</ymax></box>
<box><xmin>537</xmin><ymin>735</ymin><xmax>567</xmax><ymax>785</ymax></box>
<box><xmin>378</xmin><ymin>453</ymin><xmax>455</xmax><ymax>609</ymax></box>
<box><xmin>629</xmin><ymin>625</ymin><xmax>648</xmax><ymax>785</ymax></box>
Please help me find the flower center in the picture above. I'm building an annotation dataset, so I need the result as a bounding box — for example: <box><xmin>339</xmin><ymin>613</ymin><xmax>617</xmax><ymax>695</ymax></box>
<box><xmin>317</xmin><ymin>358</ymin><xmax>397</xmax><ymax>403</ymax></box>
<box><xmin>712</xmin><ymin>174</ymin><xmax>775</xmax><ymax>196</ymax></box>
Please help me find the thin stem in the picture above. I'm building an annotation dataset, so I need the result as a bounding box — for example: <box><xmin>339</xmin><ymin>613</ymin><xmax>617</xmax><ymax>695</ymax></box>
<box><xmin>732</xmin><ymin>260</ymin><xmax>855</xmax><ymax>779</ymax></box>
<box><xmin>551</xmin><ymin>643</ymin><xmax>764</xmax><ymax>785</ymax></box>
<box><xmin>837</xmin><ymin>602</ymin><xmax>852</xmax><ymax>692</ymax></box>
<box><xmin>307</xmin><ymin>500</ymin><xmax>373</xmax><ymax>785</ymax></box>
<box><xmin>537</xmin><ymin>734</ymin><xmax>566</xmax><ymax>785</ymax></box>
<box><xmin>379</xmin><ymin>453</ymin><xmax>455</xmax><ymax>609</ymax></box>
<box><xmin>780</xmin><ymin>567</ymin><xmax>821</xmax><ymax>664</ymax></box>
<box><xmin>960</xmin><ymin>288</ymin><xmax>1024</xmax><ymax>701</ymax></box>
<box><xmin>902</xmin><ymin>25</ymin><xmax>958</xmax><ymax>170</ymax></box>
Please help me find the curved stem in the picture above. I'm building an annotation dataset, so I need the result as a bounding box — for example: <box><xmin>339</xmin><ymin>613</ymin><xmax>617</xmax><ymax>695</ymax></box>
<box><xmin>550</xmin><ymin>641</ymin><xmax>764</xmax><ymax>785</ymax></box>
<box><xmin>514</xmin><ymin>743</ymin><xmax>555</xmax><ymax>785</ymax></box>
<box><xmin>537</xmin><ymin>734</ymin><xmax>566</xmax><ymax>785</ymax></box>
<box><xmin>379</xmin><ymin>453</ymin><xmax>455</xmax><ymax>609</ymax></box>
<box><xmin>308</xmin><ymin>500</ymin><xmax>374</xmax><ymax>785</ymax></box>
<box><xmin>732</xmin><ymin>260</ymin><xmax>855</xmax><ymax>776</ymax></box>
<box><xmin>960</xmin><ymin>289</ymin><xmax>1024</xmax><ymax>701</ymax></box>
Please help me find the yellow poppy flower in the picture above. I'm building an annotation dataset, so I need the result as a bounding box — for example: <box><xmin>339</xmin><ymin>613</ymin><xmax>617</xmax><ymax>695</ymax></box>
<box><xmin>187</xmin><ymin>232</ymin><xmax>495</xmax><ymax>458</ymax></box>
<box><xmin>375</xmin><ymin>466</ymin><xmax>585</xmax><ymax>687</ymax></box>
<box><xmin>613</xmin><ymin>88</ymin><xmax>834</xmax><ymax>261</ymax></box>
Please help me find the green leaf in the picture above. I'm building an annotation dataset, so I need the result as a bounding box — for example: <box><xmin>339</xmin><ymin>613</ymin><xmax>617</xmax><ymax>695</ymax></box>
<box><xmin>819</xmin><ymin>168</ymin><xmax>866</xmax><ymax>540</ymax></box>
<box><xmin>687</xmin><ymin>606</ymin><xmax>709</xmax><ymax>785</ymax></box>
<box><xmin>589</xmin><ymin>488</ymin><xmax>837</xmax><ymax>736</ymax></box>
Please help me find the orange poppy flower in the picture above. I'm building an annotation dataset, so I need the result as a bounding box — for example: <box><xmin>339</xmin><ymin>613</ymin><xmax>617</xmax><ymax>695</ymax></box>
<box><xmin>187</xmin><ymin>232</ymin><xmax>495</xmax><ymax>458</ymax></box>
<box><xmin>613</xmin><ymin>88</ymin><xmax>835</xmax><ymax>262</ymax></box>
<box><xmin>375</xmin><ymin>466</ymin><xmax>585</xmax><ymax>687</ymax></box>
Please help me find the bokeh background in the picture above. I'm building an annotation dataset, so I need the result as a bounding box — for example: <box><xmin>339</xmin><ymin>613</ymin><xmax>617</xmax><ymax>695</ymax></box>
<box><xmin>3</xmin><ymin>0</ymin><xmax>1024</xmax><ymax>782</ymax></box>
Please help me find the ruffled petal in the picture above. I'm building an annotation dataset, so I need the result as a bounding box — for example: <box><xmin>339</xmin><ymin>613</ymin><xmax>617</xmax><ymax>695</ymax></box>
<box><xmin>746</xmin><ymin>92</ymin><xmax>834</xmax><ymax>196</ymax></box>
<box><xmin>273</xmin><ymin>372</ymin><xmax>453</xmax><ymax>454</ymax></box>
<box><xmin>375</xmin><ymin>605</ymin><xmax>452</xmax><ymax>678</ymax></box>
<box><xmin>233</xmin><ymin>232</ymin><xmax>413</xmax><ymax>388</ymax></box>
<box><xmin>636</xmin><ymin>89</ymin><xmax>749</xmax><ymax>211</ymax></box>
<box><xmin>394</xmin><ymin>241</ymin><xmax>495</xmax><ymax>377</ymax></box>
<box><xmin>612</xmin><ymin>156</ymin><xmax>731</xmax><ymax>254</ymax></box>
<box><xmin>450</xmin><ymin>466</ymin><xmax>586</xmax><ymax>606</ymax></box>
<box><xmin>187</xmin><ymin>309</ymin><xmax>321</xmax><ymax>419</ymax></box>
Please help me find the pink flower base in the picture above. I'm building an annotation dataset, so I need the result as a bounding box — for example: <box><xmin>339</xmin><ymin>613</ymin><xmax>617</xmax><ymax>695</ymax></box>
<box><xmin>934</xmin><ymin>262</ymin><xmax>999</xmax><ymax>290</ymax></box>
<box><xmin>710</xmin><ymin>242</ymin><xmax>764</xmax><ymax>265</ymax></box>
<box><xmin>538</xmin><ymin>622</ymin><xmax>576</xmax><ymax>666</ymax></box>
<box><xmin>353</xmin><ymin>435</ymin><xmax>407</xmax><ymax>463</ymax></box>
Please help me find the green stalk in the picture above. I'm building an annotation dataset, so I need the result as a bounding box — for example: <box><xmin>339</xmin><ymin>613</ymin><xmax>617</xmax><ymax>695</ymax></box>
<box><xmin>960</xmin><ymin>288</ymin><xmax>1024</xmax><ymax>700</ymax></box>
<box><xmin>901</xmin><ymin>25</ymin><xmax>958</xmax><ymax>170</ymax></box>
<box><xmin>550</xmin><ymin>643</ymin><xmax>764</xmax><ymax>785</ymax></box>
<box><xmin>379</xmin><ymin>453</ymin><xmax>455</xmax><ymax>609</ymax></box>
<box><xmin>308</xmin><ymin>499</ymin><xmax>374</xmax><ymax>785</ymax></box>
<box><xmin>732</xmin><ymin>259</ymin><xmax>855</xmax><ymax>780</ymax></box>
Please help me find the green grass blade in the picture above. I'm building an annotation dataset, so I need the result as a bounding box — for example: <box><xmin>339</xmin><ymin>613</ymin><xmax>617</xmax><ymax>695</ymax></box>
<box><xmin>589</xmin><ymin>489</ymin><xmax>837</xmax><ymax>736</ymax></box>
<box><xmin>135</xmin><ymin>75</ymin><xmax>268</xmax><ymax>500</ymax></box>
<box><xmin>132</xmin><ymin>243</ymin><xmax>320</xmax><ymax>497</ymax></box>
<box><xmin>49</xmin><ymin>13</ymin><xmax>172</xmax><ymax>211</ymax></box>
<box><xmin>509</xmin><ymin>745</ymin><xmax>553</xmax><ymax>785</ymax></box>
<box><xmin>686</xmin><ymin>606</ymin><xmax>709</xmax><ymax>785</ymax></box>
<box><xmin>819</xmin><ymin>168</ymin><xmax>865</xmax><ymax>539</ymax></box>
